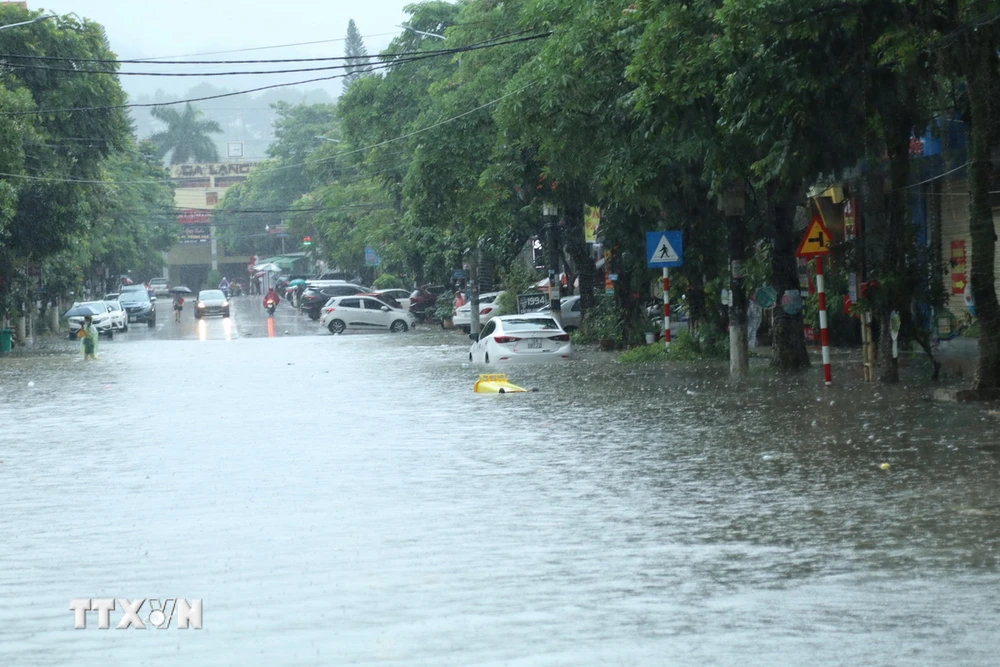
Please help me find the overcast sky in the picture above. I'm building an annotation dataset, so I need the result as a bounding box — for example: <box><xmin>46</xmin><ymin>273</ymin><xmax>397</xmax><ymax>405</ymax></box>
<box><xmin>35</xmin><ymin>0</ymin><xmax>419</xmax><ymax>100</ymax></box>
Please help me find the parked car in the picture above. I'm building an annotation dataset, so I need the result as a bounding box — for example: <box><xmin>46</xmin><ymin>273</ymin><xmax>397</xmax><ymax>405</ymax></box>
<box><xmin>453</xmin><ymin>291</ymin><xmax>505</xmax><ymax>333</ymax></box>
<box><xmin>301</xmin><ymin>283</ymin><xmax>368</xmax><ymax>320</ymax></box>
<box><xmin>195</xmin><ymin>289</ymin><xmax>231</xmax><ymax>318</ymax></box>
<box><xmin>118</xmin><ymin>290</ymin><xmax>156</xmax><ymax>327</ymax></box>
<box><xmin>371</xmin><ymin>288</ymin><xmax>412</xmax><ymax>310</ymax></box>
<box><xmin>319</xmin><ymin>295</ymin><xmax>415</xmax><ymax>334</ymax></box>
<box><xmin>409</xmin><ymin>284</ymin><xmax>447</xmax><ymax>321</ymax></box>
<box><xmin>468</xmin><ymin>314</ymin><xmax>572</xmax><ymax>364</ymax></box>
<box><xmin>66</xmin><ymin>302</ymin><xmax>116</xmax><ymax>339</ymax></box>
<box><xmin>103</xmin><ymin>298</ymin><xmax>129</xmax><ymax>332</ymax></box>
<box><xmin>533</xmin><ymin>295</ymin><xmax>582</xmax><ymax>331</ymax></box>
<box><xmin>315</xmin><ymin>271</ymin><xmax>355</xmax><ymax>281</ymax></box>
<box><xmin>358</xmin><ymin>292</ymin><xmax>403</xmax><ymax>309</ymax></box>
<box><xmin>148</xmin><ymin>277</ymin><xmax>170</xmax><ymax>296</ymax></box>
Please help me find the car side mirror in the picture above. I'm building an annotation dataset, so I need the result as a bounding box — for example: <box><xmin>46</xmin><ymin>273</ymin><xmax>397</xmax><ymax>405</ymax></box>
<box><xmin>381</xmin><ymin>306</ymin><xmax>390</xmax><ymax>312</ymax></box>
<box><xmin>469</xmin><ymin>333</ymin><xmax>479</xmax><ymax>341</ymax></box>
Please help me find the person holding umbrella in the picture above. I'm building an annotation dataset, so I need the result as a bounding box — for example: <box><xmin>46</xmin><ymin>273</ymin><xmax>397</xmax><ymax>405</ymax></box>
<box><xmin>77</xmin><ymin>315</ymin><xmax>98</xmax><ymax>360</ymax></box>
<box><xmin>169</xmin><ymin>286</ymin><xmax>192</xmax><ymax>322</ymax></box>
<box><xmin>172</xmin><ymin>293</ymin><xmax>185</xmax><ymax>322</ymax></box>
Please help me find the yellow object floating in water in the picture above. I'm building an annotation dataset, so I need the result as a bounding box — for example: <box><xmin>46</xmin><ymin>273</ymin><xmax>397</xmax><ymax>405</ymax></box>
<box><xmin>880</xmin><ymin>463</ymin><xmax>891</xmax><ymax>470</ymax></box>
<box><xmin>474</xmin><ymin>373</ymin><xmax>528</xmax><ymax>394</ymax></box>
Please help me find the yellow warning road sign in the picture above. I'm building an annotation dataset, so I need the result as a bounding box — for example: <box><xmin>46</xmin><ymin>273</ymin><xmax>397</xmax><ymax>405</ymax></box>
<box><xmin>796</xmin><ymin>216</ymin><xmax>833</xmax><ymax>258</ymax></box>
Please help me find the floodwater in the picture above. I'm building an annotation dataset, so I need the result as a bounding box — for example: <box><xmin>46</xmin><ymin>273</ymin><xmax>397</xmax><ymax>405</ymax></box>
<box><xmin>1</xmin><ymin>297</ymin><xmax>998</xmax><ymax>666</ymax></box>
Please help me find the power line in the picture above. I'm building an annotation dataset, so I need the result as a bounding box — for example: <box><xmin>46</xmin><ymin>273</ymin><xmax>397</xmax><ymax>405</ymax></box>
<box><xmin>0</xmin><ymin>33</ymin><xmax>549</xmax><ymax>116</ymax></box>
<box><xmin>0</xmin><ymin>81</ymin><xmax>536</xmax><ymax>186</ymax></box>
<box><xmin>0</xmin><ymin>33</ymin><xmax>524</xmax><ymax>66</ymax></box>
<box><xmin>121</xmin><ymin>33</ymin><xmax>401</xmax><ymax>61</ymax></box>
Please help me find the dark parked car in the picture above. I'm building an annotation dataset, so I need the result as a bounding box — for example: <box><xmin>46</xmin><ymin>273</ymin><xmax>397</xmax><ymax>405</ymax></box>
<box><xmin>118</xmin><ymin>290</ymin><xmax>156</xmax><ymax>327</ymax></box>
<box><xmin>195</xmin><ymin>289</ymin><xmax>231</xmax><ymax>318</ymax></box>
<box><xmin>301</xmin><ymin>283</ymin><xmax>368</xmax><ymax>320</ymax></box>
<box><xmin>408</xmin><ymin>284</ymin><xmax>447</xmax><ymax>321</ymax></box>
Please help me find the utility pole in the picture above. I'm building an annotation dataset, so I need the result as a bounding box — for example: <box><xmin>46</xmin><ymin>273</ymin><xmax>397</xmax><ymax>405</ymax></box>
<box><xmin>467</xmin><ymin>245</ymin><xmax>480</xmax><ymax>336</ymax></box>
<box><xmin>719</xmin><ymin>181</ymin><xmax>749</xmax><ymax>377</ymax></box>
<box><xmin>544</xmin><ymin>203</ymin><xmax>561</xmax><ymax>325</ymax></box>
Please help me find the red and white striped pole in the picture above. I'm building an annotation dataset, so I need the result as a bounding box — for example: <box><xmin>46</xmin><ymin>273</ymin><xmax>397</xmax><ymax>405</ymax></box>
<box><xmin>815</xmin><ymin>257</ymin><xmax>832</xmax><ymax>385</ymax></box>
<box><xmin>662</xmin><ymin>267</ymin><xmax>671</xmax><ymax>348</ymax></box>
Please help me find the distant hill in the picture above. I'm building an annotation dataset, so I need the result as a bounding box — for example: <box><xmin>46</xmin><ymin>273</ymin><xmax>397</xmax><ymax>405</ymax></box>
<box><xmin>130</xmin><ymin>84</ymin><xmax>336</xmax><ymax>162</ymax></box>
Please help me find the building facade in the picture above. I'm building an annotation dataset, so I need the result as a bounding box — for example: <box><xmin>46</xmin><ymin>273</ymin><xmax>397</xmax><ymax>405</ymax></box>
<box><xmin>164</xmin><ymin>161</ymin><xmax>260</xmax><ymax>292</ymax></box>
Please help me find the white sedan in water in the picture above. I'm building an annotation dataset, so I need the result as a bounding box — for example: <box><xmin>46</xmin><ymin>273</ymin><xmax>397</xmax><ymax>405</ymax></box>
<box><xmin>468</xmin><ymin>314</ymin><xmax>572</xmax><ymax>364</ymax></box>
<box><xmin>453</xmin><ymin>291</ymin><xmax>504</xmax><ymax>333</ymax></box>
<box><xmin>320</xmin><ymin>295</ymin><xmax>415</xmax><ymax>334</ymax></box>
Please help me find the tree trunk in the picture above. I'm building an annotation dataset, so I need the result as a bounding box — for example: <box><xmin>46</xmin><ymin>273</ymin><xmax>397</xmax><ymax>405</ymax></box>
<box><xmin>876</xmin><ymin>115</ymin><xmax>912</xmax><ymax>383</ymax></box>
<box><xmin>769</xmin><ymin>194</ymin><xmax>810</xmax><ymax>371</ymax></box>
<box><xmin>966</xmin><ymin>37</ymin><xmax>1000</xmax><ymax>390</ymax></box>
<box><xmin>563</xmin><ymin>201</ymin><xmax>596</xmax><ymax>314</ymax></box>
<box><xmin>727</xmin><ymin>213</ymin><xmax>749</xmax><ymax>377</ymax></box>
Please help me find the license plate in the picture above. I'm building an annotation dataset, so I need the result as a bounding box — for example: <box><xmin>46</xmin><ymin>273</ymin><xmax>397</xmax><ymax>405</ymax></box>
<box><xmin>527</xmin><ymin>338</ymin><xmax>542</xmax><ymax>349</ymax></box>
<box><xmin>128</xmin><ymin>316</ymin><xmax>136</xmax><ymax>322</ymax></box>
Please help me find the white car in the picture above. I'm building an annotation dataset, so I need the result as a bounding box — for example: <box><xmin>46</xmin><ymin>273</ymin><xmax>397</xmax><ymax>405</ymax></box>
<box><xmin>468</xmin><ymin>314</ymin><xmax>572</xmax><ymax>364</ymax></box>
<box><xmin>103</xmin><ymin>298</ymin><xmax>129</xmax><ymax>331</ymax></box>
<box><xmin>371</xmin><ymin>288</ymin><xmax>413</xmax><ymax>310</ymax></box>
<box><xmin>148</xmin><ymin>278</ymin><xmax>170</xmax><ymax>296</ymax></box>
<box><xmin>453</xmin><ymin>291</ymin><xmax>504</xmax><ymax>333</ymax></box>
<box><xmin>533</xmin><ymin>295</ymin><xmax>582</xmax><ymax>331</ymax></box>
<box><xmin>67</xmin><ymin>301</ymin><xmax>115</xmax><ymax>339</ymax></box>
<box><xmin>320</xmin><ymin>295</ymin><xmax>415</xmax><ymax>334</ymax></box>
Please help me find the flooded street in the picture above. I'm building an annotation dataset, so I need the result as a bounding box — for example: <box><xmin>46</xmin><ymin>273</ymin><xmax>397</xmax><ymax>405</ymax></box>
<box><xmin>2</xmin><ymin>296</ymin><xmax>999</xmax><ymax>665</ymax></box>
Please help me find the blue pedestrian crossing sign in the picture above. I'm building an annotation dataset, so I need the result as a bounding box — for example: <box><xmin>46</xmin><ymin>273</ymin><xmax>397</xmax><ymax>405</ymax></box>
<box><xmin>646</xmin><ymin>231</ymin><xmax>683</xmax><ymax>268</ymax></box>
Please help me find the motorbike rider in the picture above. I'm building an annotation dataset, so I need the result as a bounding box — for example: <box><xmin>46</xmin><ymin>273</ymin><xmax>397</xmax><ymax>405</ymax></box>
<box><xmin>263</xmin><ymin>287</ymin><xmax>280</xmax><ymax>310</ymax></box>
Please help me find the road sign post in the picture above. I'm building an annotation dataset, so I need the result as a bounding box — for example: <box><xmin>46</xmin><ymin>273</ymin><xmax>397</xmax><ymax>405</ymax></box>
<box><xmin>796</xmin><ymin>216</ymin><xmax>833</xmax><ymax>386</ymax></box>
<box><xmin>646</xmin><ymin>231</ymin><xmax>683</xmax><ymax>350</ymax></box>
<box><xmin>662</xmin><ymin>267</ymin><xmax>671</xmax><ymax>348</ymax></box>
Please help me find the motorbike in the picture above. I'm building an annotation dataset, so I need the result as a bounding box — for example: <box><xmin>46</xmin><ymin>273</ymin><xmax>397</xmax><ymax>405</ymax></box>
<box><xmin>265</xmin><ymin>299</ymin><xmax>277</xmax><ymax>316</ymax></box>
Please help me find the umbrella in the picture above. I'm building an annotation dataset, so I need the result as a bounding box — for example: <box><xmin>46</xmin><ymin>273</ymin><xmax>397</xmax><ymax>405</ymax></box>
<box><xmin>168</xmin><ymin>286</ymin><xmax>192</xmax><ymax>295</ymax></box>
<box><xmin>253</xmin><ymin>262</ymin><xmax>282</xmax><ymax>273</ymax></box>
<box><xmin>288</xmin><ymin>278</ymin><xmax>307</xmax><ymax>287</ymax></box>
<box><xmin>64</xmin><ymin>304</ymin><xmax>102</xmax><ymax>318</ymax></box>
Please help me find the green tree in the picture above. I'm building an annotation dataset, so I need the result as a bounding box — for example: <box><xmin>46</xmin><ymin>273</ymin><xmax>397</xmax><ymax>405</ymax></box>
<box><xmin>149</xmin><ymin>103</ymin><xmax>223</xmax><ymax>165</ymax></box>
<box><xmin>0</xmin><ymin>7</ymin><xmax>134</xmax><ymax>318</ymax></box>
<box><xmin>344</xmin><ymin>19</ymin><xmax>372</xmax><ymax>90</ymax></box>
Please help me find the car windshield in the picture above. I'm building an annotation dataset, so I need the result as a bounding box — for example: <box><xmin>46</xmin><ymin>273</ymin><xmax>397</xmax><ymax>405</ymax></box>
<box><xmin>200</xmin><ymin>290</ymin><xmax>225</xmax><ymax>300</ymax></box>
<box><xmin>80</xmin><ymin>301</ymin><xmax>106</xmax><ymax>310</ymax></box>
<box><xmin>119</xmin><ymin>293</ymin><xmax>149</xmax><ymax>304</ymax></box>
<box><xmin>149</xmin><ymin>279</ymin><xmax>166</xmax><ymax>285</ymax></box>
<box><xmin>503</xmin><ymin>318</ymin><xmax>561</xmax><ymax>331</ymax></box>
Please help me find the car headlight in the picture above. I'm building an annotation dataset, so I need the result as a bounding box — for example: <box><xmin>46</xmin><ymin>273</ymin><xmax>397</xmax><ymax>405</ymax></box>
<box><xmin>198</xmin><ymin>303</ymin><xmax>205</xmax><ymax>308</ymax></box>
<box><xmin>222</xmin><ymin>301</ymin><xmax>229</xmax><ymax>307</ymax></box>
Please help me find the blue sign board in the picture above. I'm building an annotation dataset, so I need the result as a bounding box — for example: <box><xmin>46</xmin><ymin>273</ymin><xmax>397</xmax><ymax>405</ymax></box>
<box><xmin>364</xmin><ymin>245</ymin><xmax>381</xmax><ymax>267</ymax></box>
<box><xmin>646</xmin><ymin>231</ymin><xmax>683</xmax><ymax>268</ymax></box>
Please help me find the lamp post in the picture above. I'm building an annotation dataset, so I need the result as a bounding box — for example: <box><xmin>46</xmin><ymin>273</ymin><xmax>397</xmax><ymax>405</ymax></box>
<box><xmin>398</xmin><ymin>25</ymin><xmax>446</xmax><ymax>40</ymax></box>
<box><xmin>543</xmin><ymin>203</ymin><xmax>561</xmax><ymax>325</ymax></box>
<box><xmin>0</xmin><ymin>14</ymin><xmax>56</xmax><ymax>31</ymax></box>
<box><xmin>718</xmin><ymin>180</ymin><xmax>749</xmax><ymax>377</ymax></box>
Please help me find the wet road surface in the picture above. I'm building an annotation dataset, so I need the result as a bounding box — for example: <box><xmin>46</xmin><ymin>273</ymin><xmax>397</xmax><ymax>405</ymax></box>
<box><xmin>1</xmin><ymin>295</ymin><xmax>999</xmax><ymax>665</ymax></box>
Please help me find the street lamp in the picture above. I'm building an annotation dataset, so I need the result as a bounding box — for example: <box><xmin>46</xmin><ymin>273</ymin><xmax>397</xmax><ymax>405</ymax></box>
<box><xmin>398</xmin><ymin>25</ymin><xmax>446</xmax><ymax>40</ymax></box>
<box><xmin>0</xmin><ymin>14</ymin><xmax>57</xmax><ymax>31</ymax></box>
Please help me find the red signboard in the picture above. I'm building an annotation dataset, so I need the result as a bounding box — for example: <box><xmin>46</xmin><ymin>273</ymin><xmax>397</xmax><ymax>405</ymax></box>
<box><xmin>951</xmin><ymin>240</ymin><xmax>967</xmax><ymax>294</ymax></box>
<box><xmin>177</xmin><ymin>209</ymin><xmax>211</xmax><ymax>243</ymax></box>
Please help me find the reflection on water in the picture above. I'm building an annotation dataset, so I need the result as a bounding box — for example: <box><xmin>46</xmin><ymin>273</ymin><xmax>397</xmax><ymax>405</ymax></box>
<box><xmin>266</xmin><ymin>315</ymin><xmax>274</xmax><ymax>338</ymax></box>
<box><xmin>0</xmin><ymin>326</ymin><xmax>998</xmax><ymax>666</ymax></box>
